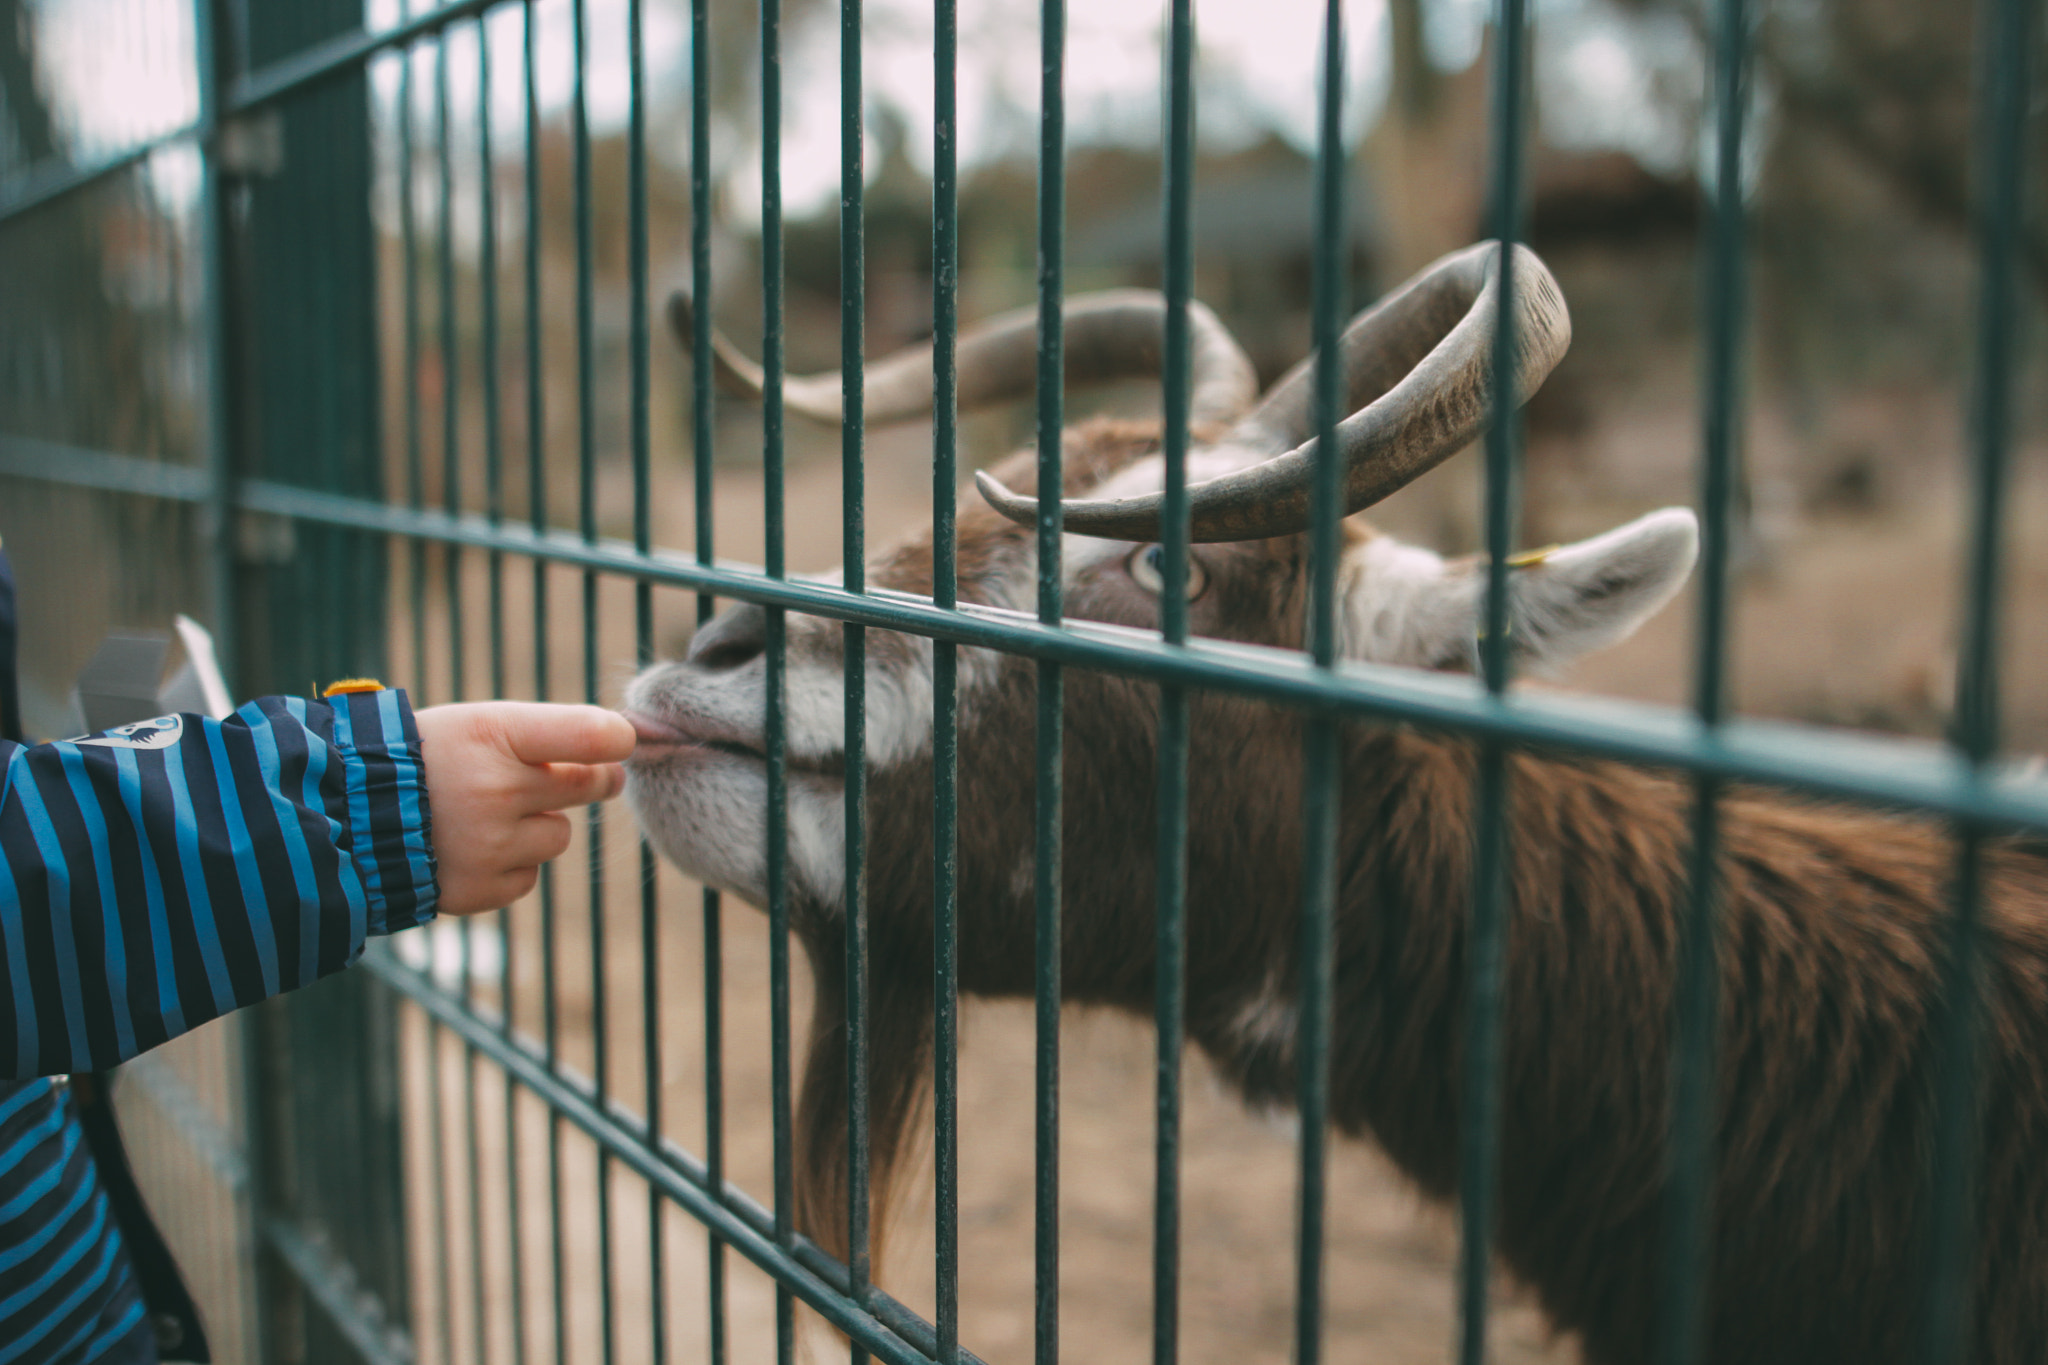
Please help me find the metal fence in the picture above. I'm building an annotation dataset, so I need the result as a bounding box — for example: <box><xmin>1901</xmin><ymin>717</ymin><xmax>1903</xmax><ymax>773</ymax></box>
<box><xmin>0</xmin><ymin>0</ymin><xmax>2042</xmax><ymax>1361</ymax></box>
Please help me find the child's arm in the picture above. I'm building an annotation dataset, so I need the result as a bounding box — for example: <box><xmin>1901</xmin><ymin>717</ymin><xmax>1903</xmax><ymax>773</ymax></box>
<box><xmin>0</xmin><ymin>689</ymin><xmax>632</xmax><ymax>1078</ymax></box>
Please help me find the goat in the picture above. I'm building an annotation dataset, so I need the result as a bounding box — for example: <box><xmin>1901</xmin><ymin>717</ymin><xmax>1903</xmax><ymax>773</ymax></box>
<box><xmin>623</xmin><ymin>244</ymin><xmax>2048</xmax><ymax>1364</ymax></box>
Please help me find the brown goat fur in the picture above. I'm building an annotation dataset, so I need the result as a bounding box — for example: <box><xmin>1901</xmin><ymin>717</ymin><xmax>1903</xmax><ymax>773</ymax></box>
<box><xmin>631</xmin><ymin>418</ymin><xmax>2048</xmax><ymax>1363</ymax></box>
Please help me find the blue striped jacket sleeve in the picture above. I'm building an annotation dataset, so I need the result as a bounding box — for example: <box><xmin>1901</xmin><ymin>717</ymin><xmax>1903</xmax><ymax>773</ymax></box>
<box><xmin>0</xmin><ymin>689</ymin><xmax>437</xmax><ymax>1078</ymax></box>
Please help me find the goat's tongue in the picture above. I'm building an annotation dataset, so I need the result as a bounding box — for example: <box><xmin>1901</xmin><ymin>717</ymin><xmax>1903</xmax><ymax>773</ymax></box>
<box><xmin>623</xmin><ymin>710</ymin><xmax>690</xmax><ymax>746</ymax></box>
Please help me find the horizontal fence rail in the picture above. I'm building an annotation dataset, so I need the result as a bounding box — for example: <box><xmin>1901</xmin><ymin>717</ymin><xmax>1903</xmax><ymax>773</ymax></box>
<box><xmin>0</xmin><ymin>0</ymin><xmax>2037</xmax><ymax>1361</ymax></box>
<box><xmin>8</xmin><ymin>444</ymin><xmax>2048</xmax><ymax>826</ymax></box>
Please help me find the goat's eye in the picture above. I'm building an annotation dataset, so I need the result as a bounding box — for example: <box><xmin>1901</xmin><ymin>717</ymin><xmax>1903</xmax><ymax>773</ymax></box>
<box><xmin>1127</xmin><ymin>544</ymin><xmax>1207</xmax><ymax>599</ymax></box>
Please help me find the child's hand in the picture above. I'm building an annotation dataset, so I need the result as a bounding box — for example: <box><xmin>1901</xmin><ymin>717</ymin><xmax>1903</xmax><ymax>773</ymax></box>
<box><xmin>415</xmin><ymin>702</ymin><xmax>637</xmax><ymax>915</ymax></box>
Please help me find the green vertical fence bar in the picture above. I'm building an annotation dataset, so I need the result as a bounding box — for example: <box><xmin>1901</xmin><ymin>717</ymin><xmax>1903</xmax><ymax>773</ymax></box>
<box><xmin>438</xmin><ymin>31</ymin><xmax>466</xmax><ymax>706</ymax></box>
<box><xmin>516</xmin><ymin>0</ymin><xmax>573</xmax><ymax>1358</ymax></box>
<box><xmin>477</xmin><ymin>13</ymin><xmax>528</xmax><ymax>1363</ymax></box>
<box><xmin>840</xmin><ymin>0</ymin><xmax>874</xmax><ymax>1353</ymax></box>
<box><xmin>568</xmin><ymin>0</ymin><xmax>620</xmax><ymax>1357</ymax></box>
<box><xmin>1035</xmin><ymin>0</ymin><xmax>1066</xmax><ymax>1358</ymax></box>
<box><xmin>627</xmin><ymin>0</ymin><xmax>669</xmax><ymax>1359</ymax></box>
<box><xmin>429</xmin><ymin>43</ymin><xmax>462</xmax><ymax>1357</ymax></box>
<box><xmin>930</xmin><ymin>0</ymin><xmax>963</xmax><ymax>1354</ymax></box>
<box><xmin>1294</xmin><ymin>3</ymin><xmax>1345</xmax><ymax>1364</ymax></box>
<box><xmin>400</xmin><ymin>22</ymin><xmax>429</xmax><ymax>711</ymax></box>
<box><xmin>401</xmin><ymin>21</ymin><xmax>430</xmax><ymax>698</ymax></box>
<box><xmin>424</xmin><ymin>933</ymin><xmax>455</xmax><ymax>1363</ymax></box>
<box><xmin>1153</xmin><ymin>0</ymin><xmax>1195</xmax><ymax>1363</ymax></box>
<box><xmin>759</xmin><ymin>0</ymin><xmax>798</xmax><ymax>1351</ymax></box>
<box><xmin>435</xmin><ymin>26</ymin><xmax>489</xmax><ymax>1363</ymax></box>
<box><xmin>690</xmin><ymin>0</ymin><xmax>731</xmax><ymax>1350</ymax></box>
<box><xmin>481</xmin><ymin>8</ymin><xmax>507</xmax><ymax>705</ymax></box>
<box><xmin>1660</xmin><ymin>0</ymin><xmax>1748</xmax><ymax>1356</ymax></box>
<box><xmin>1925</xmin><ymin>0</ymin><xmax>2035</xmax><ymax>1355</ymax></box>
<box><xmin>520</xmin><ymin>2</ymin><xmax>570</xmax><ymax>1357</ymax></box>
<box><xmin>1458</xmin><ymin>0</ymin><xmax>1529</xmax><ymax>1356</ymax></box>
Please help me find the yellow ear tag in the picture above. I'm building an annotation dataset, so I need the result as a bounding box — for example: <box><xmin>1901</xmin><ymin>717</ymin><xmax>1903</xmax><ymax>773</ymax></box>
<box><xmin>1506</xmin><ymin>544</ymin><xmax>1560</xmax><ymax>569</ymax></box>
<box><xmin>1474</xmin><ymin>548</ymin><xmax>1561</xmax><ymax>645</ymax></box>
<box><xmin>322</xmin><ymin>678</ymin><xmax>385</xmax><ymax>697</ymax></box>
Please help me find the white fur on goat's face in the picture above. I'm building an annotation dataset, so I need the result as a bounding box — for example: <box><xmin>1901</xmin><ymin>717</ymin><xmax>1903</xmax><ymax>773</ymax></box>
<box><xmin>624</xmin><ymin>448</ymin><xmax>1698</xmax><ymax>908</ymax></box>
<box><xmin>1340</xmin><ymin>506</ymin><xmax>1699</xmax><ymax>673</ymax></box>
<box><xmin>623</xmin><ymin>607</ymin><xmax>880</xmax><ymax>910</ymax></box>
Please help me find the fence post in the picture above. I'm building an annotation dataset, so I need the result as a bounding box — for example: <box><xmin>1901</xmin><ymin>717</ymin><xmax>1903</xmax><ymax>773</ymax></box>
<box><xmin>210</xmin><ymin>0</ymin><xmax>409</xmax><ymax>1359</ymax></box>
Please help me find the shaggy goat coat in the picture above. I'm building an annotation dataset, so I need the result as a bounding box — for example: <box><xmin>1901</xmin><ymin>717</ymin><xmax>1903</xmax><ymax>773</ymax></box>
<box><xmin>643</xmin><ymin>423</ymin><xmax>2048</xmax><ymax>1364</ymax></box>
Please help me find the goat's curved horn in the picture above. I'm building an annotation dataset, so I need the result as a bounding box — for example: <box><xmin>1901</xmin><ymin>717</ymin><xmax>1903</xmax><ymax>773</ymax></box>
<box><xmin>666</xmin><ymin>289</ymin><xmax>1259</xmax><ymax>429</ymax></box>
<box><xmin>974</xmin><ymin>243</ymin><xmax>1571</xmax><ymax>544</ymax></box>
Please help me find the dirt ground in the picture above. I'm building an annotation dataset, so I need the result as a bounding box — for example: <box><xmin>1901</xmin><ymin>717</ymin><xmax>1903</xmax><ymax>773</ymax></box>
<box><xmin>391</xmin><ymin>877</ymin><xmax>1574</xmax><ymax>1365</ymax></box>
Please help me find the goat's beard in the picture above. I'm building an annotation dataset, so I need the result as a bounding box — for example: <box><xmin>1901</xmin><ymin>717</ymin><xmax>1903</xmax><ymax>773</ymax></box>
<box><xmin>791</xmin><ymin>910</ymin><xmax>936</xmax><ymax>1283</ymax></box>
<box><xmin>624</xmin><ymin>756</ymin><xmax>848</xmax><ymax>911</ymax></box>
<box><xmin>627</xmin><ymin>737</ymin><xmax>940</xmax><ymax>1285</ymax></box>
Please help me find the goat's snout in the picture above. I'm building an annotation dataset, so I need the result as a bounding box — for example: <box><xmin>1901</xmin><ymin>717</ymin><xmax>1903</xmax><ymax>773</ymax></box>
<box><xmin>687</xmin><ymin>602</ymin><xmax>770</xmax><ymax>671</ymax></box>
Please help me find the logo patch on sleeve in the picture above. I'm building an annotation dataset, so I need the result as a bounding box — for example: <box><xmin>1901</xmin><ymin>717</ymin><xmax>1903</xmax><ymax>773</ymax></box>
<box><xmin>70</xmin><ymin>715</ymin><xmax>185</xmax><ymax>751</ymax></box>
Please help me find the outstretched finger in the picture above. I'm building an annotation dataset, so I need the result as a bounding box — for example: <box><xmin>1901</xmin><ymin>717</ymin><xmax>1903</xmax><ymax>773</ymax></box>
<box><xmin>496</xmin><ymin>703</ymin><xmax>638</xmax><ymax>767</ymax></box>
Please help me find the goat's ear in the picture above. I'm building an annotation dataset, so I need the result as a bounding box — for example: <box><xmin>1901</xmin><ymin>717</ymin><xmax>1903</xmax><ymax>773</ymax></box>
<box><xmin>1348</xmin><ymin>508</ymin><xmax>1697</xmax><ymax>671</ymax></box>
<box><xmin>1499</xmin><ymin>507</ymin><xmax>1699</xmax><ymax>672</ymax></box>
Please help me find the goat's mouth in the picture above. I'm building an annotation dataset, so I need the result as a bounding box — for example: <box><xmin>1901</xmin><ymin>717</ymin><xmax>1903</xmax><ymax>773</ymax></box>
<box><xmin>624</xmin><ymin>709</ymin><xmax>763</xmax><ymax>766</ymax></box>
<box><xmin>622</xmin><ymin>709</ymin><xmax>845</xmax><ymax>780</ymax></box>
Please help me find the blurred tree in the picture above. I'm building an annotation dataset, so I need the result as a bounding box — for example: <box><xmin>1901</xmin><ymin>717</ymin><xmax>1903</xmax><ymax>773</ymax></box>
<box><xmin>1365</xmin><ymin>0</ymin><xmax>1491</xmax><ymax>278</ymax></box>
<box><xmin>1622</xmin><ymin>0</ymin><xmax>2047</xmax><ymax>302</ymax></box>
<box><xmin>0</xmin><ymin>0</ymin><xmax>182</xmax><ymax>460</ymax></box>
<box><xmin>0</xmin><ymin>0</ymin><xmax>209</xmax><ymax>727</ymax></box>
<box><xmin>0</xmin><ymin>0</ymin><xmax>60</xmax><ymax>174</ymax></box>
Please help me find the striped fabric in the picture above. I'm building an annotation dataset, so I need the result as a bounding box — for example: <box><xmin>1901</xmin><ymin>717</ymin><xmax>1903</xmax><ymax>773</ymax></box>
<box><xmin>0</xmin><ymin>694</ymin><xmax>438</xmax><ymax>1076</ymax></box>
<box><xmin>0</xmin><ymin>546</ymin><xmax>438</xmax><ymax>1362</ymax></box>
<box><xmin>0</xmin><ymin>1082</ymin><xmax>145</xmax><ymax>1364</ymax></box>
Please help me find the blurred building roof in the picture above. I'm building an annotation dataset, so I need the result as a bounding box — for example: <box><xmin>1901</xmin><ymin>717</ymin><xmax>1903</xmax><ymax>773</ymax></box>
<box><xmin>1073</xmin><ymin>138</ymin><xmax>1380</xmax><ymax>268</ymax></box>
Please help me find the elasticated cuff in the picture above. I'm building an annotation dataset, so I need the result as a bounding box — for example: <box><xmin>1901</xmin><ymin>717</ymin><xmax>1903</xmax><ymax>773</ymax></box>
<box><xmin>328</xmin><ymin>688</ymin><xmax>439</xmax><ymax>936</ymax></box>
